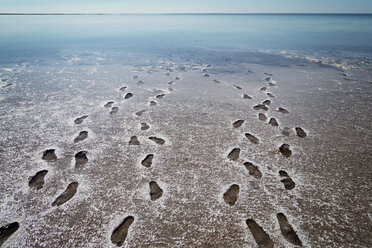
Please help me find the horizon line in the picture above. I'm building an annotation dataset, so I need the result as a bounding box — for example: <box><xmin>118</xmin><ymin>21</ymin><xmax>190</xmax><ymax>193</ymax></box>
<box><xmin>1</xmin><ymin>12</ymin><xmax>372</xmax><ymax>15</ymax></box>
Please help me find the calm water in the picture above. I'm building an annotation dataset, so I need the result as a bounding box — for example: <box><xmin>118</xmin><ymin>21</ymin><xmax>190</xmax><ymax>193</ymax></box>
<box><xmin>0</xmin><ymin>14</ymin><xmax>372</xmax><ymax>69</ymax></box>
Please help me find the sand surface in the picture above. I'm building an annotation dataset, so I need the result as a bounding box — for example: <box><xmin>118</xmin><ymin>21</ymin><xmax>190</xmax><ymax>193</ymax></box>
<box><xmin>0</xmin><ymin>59</ymin><xmax>372</xmax><ymax>247</ymax></box>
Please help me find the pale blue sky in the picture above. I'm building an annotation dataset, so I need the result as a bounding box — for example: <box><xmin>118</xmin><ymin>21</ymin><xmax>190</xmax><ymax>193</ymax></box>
<box><xmin>1</xmin><ymin>0</ymin><xmax>372</xmax><ymax>14</ymax></box>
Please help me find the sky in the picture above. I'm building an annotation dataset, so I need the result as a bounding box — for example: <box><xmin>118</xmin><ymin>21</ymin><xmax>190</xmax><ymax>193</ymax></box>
<box><xmin>1</xmin><ymin>0</ymin><xmax>372</xmax><ymax>14</ymax></box>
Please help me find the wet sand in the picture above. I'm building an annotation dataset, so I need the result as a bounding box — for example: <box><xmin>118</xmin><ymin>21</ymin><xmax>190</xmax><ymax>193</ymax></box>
<box><xmin>0</xmin><ymin>59</ymin><xmax>371</xmax><ymax>247</ymax></box>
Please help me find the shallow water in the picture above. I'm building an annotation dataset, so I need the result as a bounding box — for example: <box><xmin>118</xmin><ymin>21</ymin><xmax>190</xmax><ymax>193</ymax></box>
<box><xmin>0</xmin><ymin>14</ymin><xmax>371</xmax><ymax>247</ymax></box>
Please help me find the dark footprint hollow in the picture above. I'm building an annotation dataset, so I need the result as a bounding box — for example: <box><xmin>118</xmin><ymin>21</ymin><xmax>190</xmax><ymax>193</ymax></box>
<box><xmin>119</xmin><ymin>86</ymin><xmax>127</xmax><ymax>92</ymax></box>
<box><xmin>278</xmin><ymin>107</ymin><xmax>289</xmax><ymax>114</ymax></box>
<box><xmin>282</xmin><ymin>127</ymin><xmax>291</xmax><ymax>136</ymax></box>
<box><xmin>29</xmin><ymin>170</ymin><xmax>48</xmax><ymax>190</ymax></box>
<box><xmin>268</xmin><ymin>118</ymin><xmax>279</xmax><ymax>127</ymax></box>
<box><xmin>42</xmin><ymin>149</ymin><xmax>57</xmax><ymax>161</ymax></box>
<box><xmin>233</xmin><ymin>120</ymin><xmax>244</xmax><ymax>128</ymax></box>
<box><xmin>149</xmin><ymin>181</ymin><xmax>163</xmax><ymax>201</ymax></box>
<box><xmin>74</xmin><ymin>131</ymin><xmax>88</xmax><ymax>143</ymax></box>
<box><xmin>262</xmin><ymin>100</ymin><xmax>271</xmax><ymax>106</ymax></box>
<box><xmin>110</xmin><ymin>107</ymin><xmax>119</xmax><ymax>114</ymax></box>
<box><xmin>245</xmin><ymin>133</ymin><xmax>259</xmax><ymax>144</ymax></box>
<box><xmin>156</xmin><ymin>94</ymin><xmax>165</xmax><ymax>99</ymax></box>
<box><xmin>246</xmin><ymin>219</ymin><xmax>274</xmax><ymax>248</ymax></box>
<box><xmin>233</xmin><ymin>85</ymin><xmax>242</xmax><ymax>90</ymax></box>
<box><xmin>104</xmin><ymin>101</ymin><xmax>114</xmax><ymax>108</ymax></box>
<box><xmin>129</xmin><ymin>136</ymin><xmax>140</xmax><ymax>145</ymax></box>
<box><xmin>74</xmin><ymin>115</ymin><xmax>88</xmax><ymax>124</ymax></box>
<box><xmin>253</xmin><ymin>104</ymin><xmax>268</xmax><ymax>111</ymax></box>
<box><xmin>295</xmin><ymin>127</ymin><xmax>307</xmax><ymax>138</ymax></box>
<box><xmin>279</xmin><ymin>170</ymin><xmax>296</xmax><ymax>190</ymax></box>
<box><xmin>223</xmin><ymin>184</ymin><xmax>239</xmax><ymax>206</ymax></box>
<box><xmin>124</xmin><ymin>93</ymin><xmax>134</xmax><ymax>99</ymax></box>
<box><xmin>135</xmin><ymin>110</ymin><xmax>145</xmax><ymax>116</ymax></box>
<box><xmin>141</xmin><ymin>154</ymin><xmax>154</xmax><ymax>168</ymax></box>
<box><xmin>277</xmin><ymin>213</ymin><xmax>302</xmax><ymax>246</ymax></box>
<box><xmin>244</xmin><ymin>162</ymin><xmax>262</xmax><ymax>179</ymax></box>
<box><xmin>0</xmin><ymin>222</ymin><xmax>19</xmax><ymax>247</ymax></box>
<box><xmin>227</xmin><ymin>148</ymin><xmax>240</xmax><ymax>161</ymax></box>
<box><xmin>141</xmin><ymin>123</ymin><xmax>150</xmax><ymax>131</ymax></box>
<box><xmin>243</xmin><ymin>94</ymin><xmax>252</xmax><ymax>99</ymax></box>
<box><xmin>259</xmin><ymin>113</ymin><xmax>267</xmax><ymax>121</ymax></box>
<box><xmin>279</xmin><ymin>144</ymin><xmax>292</xmax><ymax>157</ymax></box>
<box><xmin>267</xmin><ymin>93</ymin><xmax>275</xmax><ymax>99</ymax></box>
<box><xmin>149</xmin><ymin>137</ymin><xmax>165</xmax><ymax>145</ymax></box>
<box><xmin>260</xmin><ymin>87</ymin><xmax>267</xmax><ymax>91</ymax></box>
<box><xmin>111</xmin><ymin>216</ymin><xmax>135</xmax><ymax>247</ymax></box>
<box><xmin>213</xmin><ymin>79</ymin><xmax>220</xmax><ymax>83</ymax></box>
<box><xmin>149</xmin><ymin>101</ymin><xmax>157</xmax><ymax>106</ymax></box>
<box><xmin>52</xmin><ymin>182</ymin><xmax>79</xmax><ymax>206</ymax></box>
<box><xmin>75</xmin><ymin>151</ymin><xmax>88</xmax><ymax>166</ymax></box>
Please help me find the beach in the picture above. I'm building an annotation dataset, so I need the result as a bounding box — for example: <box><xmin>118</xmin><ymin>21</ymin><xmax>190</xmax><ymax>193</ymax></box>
<box><xmin>0</xmin><ymin>14</ymin><xmax>372</xmax><ymax>247</ymax></box>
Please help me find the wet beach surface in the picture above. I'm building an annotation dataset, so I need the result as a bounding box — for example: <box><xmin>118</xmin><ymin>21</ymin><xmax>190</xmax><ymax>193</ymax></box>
<box><xmin>0</xmin><ymin>56</ymin><xmax>371</xmax><ymax>247</ymax></box>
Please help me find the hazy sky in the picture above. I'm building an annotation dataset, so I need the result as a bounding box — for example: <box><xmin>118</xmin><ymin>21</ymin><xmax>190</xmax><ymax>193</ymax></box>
<box><xmin>1</xmin><ymin>0</ymin><xmax>372</xmax><ymax>14</ymax></box>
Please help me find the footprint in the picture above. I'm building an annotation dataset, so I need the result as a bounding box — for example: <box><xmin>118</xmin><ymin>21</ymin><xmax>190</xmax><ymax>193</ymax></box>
<box><xmin>137</xmin><ymin>80</ymin><xmax>144</xmax><ymax>85</ymax></box>
<box><xmin>233</xmin><ymin>85</ymin><xmax>242</xmax><ymax>90</ymax></box>
<box><xmin>149</xmin><ymin>101</ymin><xmax>157</xmax><ymax>106</ymax></box>
<box><xmin>262</xmin><ymin>100</ymin><xmax>271</xmax><ymax>106</ymax></box>
<box><xmin>168</xmin><ymin>81</ymin><xmax>174</xmax><ymax>85</ymax></box>
<box><xmin>141</xmin><ymin>154</ymin><xmax>154</xmax><ymax>168</ymax></box>
<box><xmin>75</xmin><ymin>151</ymin><xmax>88</xmax><ymax>166</ymax></box>
<box><xmin>253</xmin><ymin>104</ymin><xmax>268</xmax><ymax>111</ymax></box>
<box><xmin>29</xmin><ymin>170</ymin><xmax>48</xmax><ymax>189</ymax></box>
<box><xmin>129</xmin><ymin>136</ymin><xmax>140</xmax><ymax>145</ymax></box>
<box><xmin>175</xmin><ymin>76</ymin><xmax>181</xmax><ymax>80</ymax></box>
<box><xmin>132</xmin><ymin>75</ymin><xmax>138</xmax><ymax>79</ymax></box>
<box><xmin>276</xmin><ymin>213</ymin><xmax>302</xmax><ymax>246</ymax></box>
<box><xmin>232</xmin><ymin>120</ymin><xmax>244</xmax><ymax>128</ymax></box>
<box><xmin>227</xmin><ymin>148</ymin><xmax>240</xmax><ymax>161</ymax></box>
<box><xmin>279</xmin><ymin>170</ymin><xmax>296</xmax><ymax>190</ymax></box>
<box><xmin>223</xmin><ymin>184</ymin><xmax>239</xmax><ymax>206</ymax></box>
<box><xmin>244</xmin><ymin>162</ymin><xmax>262</xmax><ymax>179</ymax></box>
<box><xmin>258</xmin><ymin>113</ymin><xmax>267</xmax><ymax>121</ymax></box>
<box><xmin>149</xmin><ymin>181</ymin><xmax>163</xmax><ymax>201</ymax></box>
<box><xmin>278</xmin><ymin>107</ymin><xmax>289</xmax><ymax>114</ymax></box>
<box><xmin>52</xmin><ymin>182</ymin><xmax>79</xmax><ymax>206</ymax></box>
<box><xmin>42</xmin><ymin>149</ymin><xmax>57</xmax><ymax>161</ymax></box>
<box><xmin>110</xmin><ymin>107</ymin><xmax>119</xmax><ymax>114</ymax></box>
<box><xmin>279</xmin><ymin>144</ymin><xmax>292</xmax><ymax>157</ymax></box>
<box><xmin>265</xmin><ymin>77</ymin><xmax>272</xmax><ymax>81</ymax></box>
<box><xmin>260</xmin><ymin>87</ymin><xmax>267</xmax><ymax>91</ymax></box>
<box><xmin>0</xmin><ymin>222</ymin><xmax>19</xmax><ymax>247</ymax></box>
<box><xmin>104</xmin><ymin>101</ymin><xmax>114</xmax><ymax>108</ymax></box>
<box><xmin>213</xmin><ymin>79</ymin><xmax>220</xmax><ymax>83</ymax></box>
<box><xmin>124</xmin><ymin>93</ymin><xmax>134</xmax><ymax>99</ymax></box>
<box><xmin>295</xmin><ymin>127</ymin><xmax>307</xmax><ymax>138</ymax></box>
<box><xmin>74</xmin><ymin>115</ymin><xmax>88</xmax><ymax>124</ymax></box>
<box><xmin>156</xmin><ymin>94</ymin><xmax>165</xmax><ymax>99</ymax></box>
<box><xmin>245</xmin><ymin>133</ymin><xmax>259</xmax><ymax>144</ymax></box>
<box><xmin>264</xmin><ymin>73</ymin><xmax>273</xmax><ymax>76</ymax></box>
<box><xmin>203</xmin><ymin>74</ymin><xmax>210</xmax><ymax>77</ymax></box>
<box><xmin>268</xmin><ymin>82</ymin><xmax>276</xmax><ymax>87</ymax></box>
<box><xmin>168</xmin><ymin>87</ymin><xmax>174</xmax><ymax>92</ymax></box>
<box><xmin>74</xmin><ymin>131</ymin><xmax>88</xmax><ymax>143</ymax></box>
<box><xmin>149</xmin><ymin>137</ymin><xmax>165</xmax><ymax>145</ymax></box>
<box><xmin>282</xmin><ymin>127</ymin><xmax>291</xmax><ymax>136</ymax></box>
<box><xmin>119</xmin><ymin>86</ymin><xmax>127</xmax><ymax>92</ymax></box>
<box><xmin>111</xmin><ymin>216</ymin><xmax>135</xmax><ymax>247</ymax></box>
<box><xmin>243</xmin><ymin>94</ymin><xmax>252</xmax><ymax>99</ymax></box>
<box><xmin>135</xmin><ymin>110</ymin><xmax>145</xmax><ymax>116</ymax></box>
<box><xmin>141</xmin><ymin>123</ymin><xmax>150</xmax><ymax>131</ymax></box>
<box><xmin>246</xmin><ymin>219</ymin><xmax>274</xmax><ymax>248</ymax></box>
<box><xmin>267</xmin><ymin>93</ymin><xmax>275</xmax><ymax>99</ymax></box>
<box><xmin>268</xmin><ymin>118</ymin><xmax>279</xmax><ymax>127</ymax></box>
